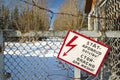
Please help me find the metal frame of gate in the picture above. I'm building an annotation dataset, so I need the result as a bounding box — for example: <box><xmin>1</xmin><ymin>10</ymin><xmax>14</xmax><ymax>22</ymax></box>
<box><xmin>0</xmin><ymin>0</ymin><xmax>120</xmax><ymax>80</ymax></box>
<box><xmin>0</xmin><ymin>29</ymin><xmax>120</xmax><ymax>80</ymax></box>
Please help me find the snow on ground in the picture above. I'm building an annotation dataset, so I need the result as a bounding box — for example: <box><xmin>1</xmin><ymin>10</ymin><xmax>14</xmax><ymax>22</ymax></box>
<box><xmin>4</xmin><ymin>38</ymin><xmax>74</xmax><ymax>80</ymax></box>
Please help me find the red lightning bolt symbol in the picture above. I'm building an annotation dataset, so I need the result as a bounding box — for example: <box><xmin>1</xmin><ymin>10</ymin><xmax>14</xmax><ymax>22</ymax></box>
<box><xmin>63</xmin><ymin>36</ymin><xmax>78</xmax><ymax>56</ymax></box>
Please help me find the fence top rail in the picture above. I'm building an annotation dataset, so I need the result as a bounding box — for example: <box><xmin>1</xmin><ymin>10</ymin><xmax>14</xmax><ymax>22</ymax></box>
<box><xmin>1</xmin><ymin>30</ymin><xmax>120</xmax><ymax>38</ymax></box>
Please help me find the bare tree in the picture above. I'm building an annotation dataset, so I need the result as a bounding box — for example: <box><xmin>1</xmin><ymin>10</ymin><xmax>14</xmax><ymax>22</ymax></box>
<box><xmin>53</xmin><ymin>0</ymin><xmax>87</xmax><ymax>31</ymax></box>
<box><xmin>0</xmin><ymin>5</ymin><xmax>10</xmax><ymax>29</ymax></box>
<box><xmin>53</xmin><ymin>0</ymin><xmax>79</xmax><ymax>30</ymax></box>
<box><xmin>32</xmin><ymin>0</ymin><xmax>49</xmax><ymax>31</ymax></box>
<box><xmin>18</xmin><ymin>0</ymin><xmax>49</xmax><ymax>32</ymax></box>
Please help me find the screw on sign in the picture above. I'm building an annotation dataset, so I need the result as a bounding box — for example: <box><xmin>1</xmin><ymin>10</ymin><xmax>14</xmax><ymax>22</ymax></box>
<box><xmin>57</xmin><ymin>30</ymin><xmax>110</xmax><ymax>76</ymax></box>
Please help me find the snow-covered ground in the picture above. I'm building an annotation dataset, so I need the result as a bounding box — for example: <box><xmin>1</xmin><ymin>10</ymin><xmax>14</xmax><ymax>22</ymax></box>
<box><xmin>4</xmin><ymin>38</ymin><xmax>74</xmax><ymax>80</ymax></box>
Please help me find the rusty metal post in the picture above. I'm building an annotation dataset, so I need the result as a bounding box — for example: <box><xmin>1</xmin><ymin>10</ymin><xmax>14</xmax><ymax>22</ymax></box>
<box><xmin>0</xmin><ymin>30</ymin><xmax>5</xmax><ymax>80</ymax></box>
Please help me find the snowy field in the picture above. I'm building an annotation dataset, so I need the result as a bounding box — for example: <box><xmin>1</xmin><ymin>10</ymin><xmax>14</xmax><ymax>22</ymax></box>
<box><xmin>4</xmin><ymin>38</ymin><xmax>74</xmax><ymax>80</ymax></box>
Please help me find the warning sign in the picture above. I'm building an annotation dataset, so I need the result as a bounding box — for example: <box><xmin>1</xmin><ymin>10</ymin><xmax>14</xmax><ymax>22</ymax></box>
<box><xmin>57</xmin><ymin>30</ymin><xmax>110</xmax><ymax>76</ymax></box>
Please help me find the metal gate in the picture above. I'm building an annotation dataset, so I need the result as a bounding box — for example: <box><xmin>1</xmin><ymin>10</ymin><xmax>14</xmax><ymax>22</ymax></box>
<box><xmin>0</xmin><ymin>0</ymin><xmax>120</xmax><ymax>80</ymax></box>
<box><xmin>1</xmin><ymin>29</ymin><xmax>120</xmax><ymax>80</ymax></box>
<box><xmin>3</xmin><ymin>31</ymin><xmax>74</xmax><ymax>80</ymax></box>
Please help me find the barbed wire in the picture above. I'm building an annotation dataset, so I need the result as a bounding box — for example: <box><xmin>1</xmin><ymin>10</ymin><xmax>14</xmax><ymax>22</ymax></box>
<box><xmin>19</xmin><ymin>0</ymin><xmax>115</xmax><ymax>20</ymax></box>
<box><xmin>19</xmin><ymin>0</ymin><xmax>78</xmax><ymax>16</ymax></box>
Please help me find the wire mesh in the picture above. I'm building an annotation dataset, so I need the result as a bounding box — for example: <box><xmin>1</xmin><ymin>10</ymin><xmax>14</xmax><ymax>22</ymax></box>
<box><xmin>98</xmin><ymin>0</ymin><xmax>120</xmax><ymax>80</ymax></box>
<box><xmin>2</xmin><ymin>0</ymin><xmax>120</xmax><ymax>80</ymax></box>
<box><xmin>3</xmin><ymin>36</ymin><xmax>74</xmax><ymax>80</ymax></box>
<box><xmin>3</xmin><ymin>33</ymin><xmax>112</xmax><ymax>80</ymax></box>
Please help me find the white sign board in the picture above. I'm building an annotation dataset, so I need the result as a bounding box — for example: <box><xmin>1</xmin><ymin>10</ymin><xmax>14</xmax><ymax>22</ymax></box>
<box><xmin>57</xmin><ymin>30</ymin><xmax>110</xmax><ymax>76</ymax></box>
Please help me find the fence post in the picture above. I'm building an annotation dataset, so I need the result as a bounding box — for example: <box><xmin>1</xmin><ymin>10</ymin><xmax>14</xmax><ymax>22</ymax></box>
<box><xmin>0</xmin><ymin>30</ymin><xmax>5</xmax><ymax>80</ymax></box>
<box><xmin>94</xmin><ymin>5</ymin><xmax>105</xmax><ymax>80</ymax></box>
<box><xmin>74</xmin><ymin>68</ymin><xmax>81</xmax><ymax>80</ymax></box>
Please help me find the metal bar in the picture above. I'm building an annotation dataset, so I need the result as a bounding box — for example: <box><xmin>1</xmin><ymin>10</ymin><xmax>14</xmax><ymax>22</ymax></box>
<box><xmin>105</xmin><ymin>31</ymin><xmax>120</xmax><ymax>37</ymax></box>
<box><xmin>0</xmin><ymin>31</ymin><xmax>5</xmax><ymax>80</ymax></box>
<box><xmin>74</xmin><ymin>68</ymin><xmax>81</xmax><ymax>80</ymax></box>
<box><xmin>99</xmin><ymin>0</ymin><xmax>107</xmax><ymax>7</ymax></box>
<box><xmin>93</xmin><ymin>5</ymin><xmax>101</xmax><ymax>78</ymax></box>
<box><xmin>4</xmin><ymin>30</ymin><xmax>120</xmax><ymax>38</ymax></box>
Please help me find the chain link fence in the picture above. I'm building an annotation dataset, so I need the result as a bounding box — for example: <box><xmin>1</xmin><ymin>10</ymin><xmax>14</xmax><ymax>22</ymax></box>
<box><xmin>3</xmin><ymin>34</ymin><xmax>75</xmax><ymax>80</ymax></box>
<box><xmin>1</xmin><ymin>0</ymin><xmax>120</xmax><ymax>80</ymax></box>
<box><xmin>0</xmin><ymin>31</ymin><xmax>103</xmax><ymax>80</ymax></box>
<box><xmin>99</xmin><ymin>0</ymin><xmax>120</xmax><ymax>80</ymax></box>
